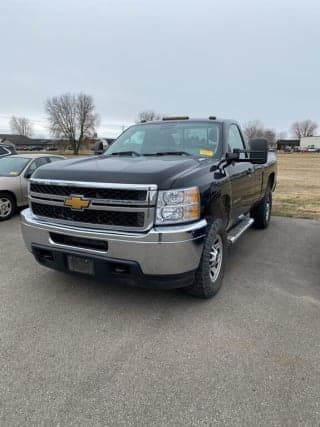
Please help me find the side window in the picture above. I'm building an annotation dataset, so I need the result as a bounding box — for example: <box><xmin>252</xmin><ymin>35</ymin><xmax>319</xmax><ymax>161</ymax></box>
<box><xmin>36</xmin><ymin>157</ymin><xmax>49</xmax><ymax>166</ymax></box>
<box><xmin>228</xmin><ymin>125</ymin><xmax>246</xmax><ymax>159</ymax></box>
<box><xmin>48</xmin><ymin>156</ymin><xmax>62</xmax><ymax>163</ymax></box>
<box><xmin>0</xmin><ymin>146</ymin><xmax>8</xmax><ymax>156</ymax></box>
<box><xmin>26</xmin><ymin>157</ymin><xmax>48</xmax><ymax>175</ymax></box>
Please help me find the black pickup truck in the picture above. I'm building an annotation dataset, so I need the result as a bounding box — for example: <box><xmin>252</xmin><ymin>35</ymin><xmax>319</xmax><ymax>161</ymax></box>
<box><xmin>21</xmin><ymin>117</ymin><xmax>277</xmax><ymax>298</ymax></box>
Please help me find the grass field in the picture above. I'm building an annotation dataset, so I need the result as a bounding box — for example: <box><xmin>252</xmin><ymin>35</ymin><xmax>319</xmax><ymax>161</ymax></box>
<box><xmin>273</xmin><ymin>153</ymin><xmax>320</xmax><ymax>220</ymax></box>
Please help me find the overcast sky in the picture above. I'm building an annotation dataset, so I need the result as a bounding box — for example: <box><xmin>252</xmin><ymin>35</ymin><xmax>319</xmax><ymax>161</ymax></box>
<box><xmin>0</xmin><ymin>0</ymin><xmax>319</xmax><ymax>138</ymax></box>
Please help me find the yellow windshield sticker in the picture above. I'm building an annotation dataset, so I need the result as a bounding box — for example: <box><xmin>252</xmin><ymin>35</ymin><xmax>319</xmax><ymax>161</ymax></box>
<box><xmin>200</xmin><ymin>149</ymin><xmax>214</xmax><ymax>156</ymax></box>
<box><xmin>9</xmin><ymin>171</ymin><xmax>18</xmax><ymax>176</ymax></box>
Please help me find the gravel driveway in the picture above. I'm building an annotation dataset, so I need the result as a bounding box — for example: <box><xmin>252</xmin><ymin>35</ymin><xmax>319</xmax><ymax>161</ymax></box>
<box><xmin>0</xmin><ymin>215</ymin><xmax>319</xmax><ymax>426</ymax></box>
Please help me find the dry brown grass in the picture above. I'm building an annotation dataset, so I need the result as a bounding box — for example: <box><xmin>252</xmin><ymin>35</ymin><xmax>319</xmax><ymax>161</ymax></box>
<box><xmin>273</xmin><ymin>153</ymin><xmax>320</xmax><ymax>220</ymax></box>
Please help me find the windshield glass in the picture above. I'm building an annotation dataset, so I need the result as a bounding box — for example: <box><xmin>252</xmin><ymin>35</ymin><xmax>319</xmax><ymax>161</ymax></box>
<box><xmin>106</xmin><ymin>122</ymin><xmax>222</xmax><ymax>158</ymax></box>
<box><xmin>0</xmin><ymin>157</ymin><xmax>30</xmax><ymax>177</ymax></box>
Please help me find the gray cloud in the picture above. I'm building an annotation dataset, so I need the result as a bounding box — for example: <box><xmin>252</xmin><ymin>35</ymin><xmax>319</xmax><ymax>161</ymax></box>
<box><xmin>0</xmin><ymin>0</ymin><xmax>319</xmax><ymax>136</ymax></box>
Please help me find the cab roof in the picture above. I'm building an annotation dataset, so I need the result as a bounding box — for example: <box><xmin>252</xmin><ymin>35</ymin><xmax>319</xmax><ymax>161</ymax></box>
<box><xmin>137</xmin><ymin>117</ymin><xmax>236</xmax><ymax>125</ymax></box>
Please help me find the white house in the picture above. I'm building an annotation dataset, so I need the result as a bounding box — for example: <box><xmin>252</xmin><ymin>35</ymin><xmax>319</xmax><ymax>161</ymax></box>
<box><xmin>300</xmin><ymin>136</ymin><xmax>320</xmax><ymax>150</ymax></box>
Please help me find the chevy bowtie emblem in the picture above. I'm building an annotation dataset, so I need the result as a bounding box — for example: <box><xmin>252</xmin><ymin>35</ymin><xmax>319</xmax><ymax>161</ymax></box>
<box><xmin>64</xmin><ymin>195</ymin><xmax>91</xmax><ymax>211</ymax></box>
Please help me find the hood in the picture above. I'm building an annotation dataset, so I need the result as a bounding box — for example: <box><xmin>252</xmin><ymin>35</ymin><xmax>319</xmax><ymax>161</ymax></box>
<box><xmin>31</xmin><ymin>155</ymin><xmax>206</xmax><ymax>190</ymax></box>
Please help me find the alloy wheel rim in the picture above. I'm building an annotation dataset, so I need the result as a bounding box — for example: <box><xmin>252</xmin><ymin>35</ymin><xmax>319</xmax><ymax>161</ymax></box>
<box><xmin>0</xmin><ymin>197</ymin><xmax>12</xmax><ymax>218</ymax></box>
<box><xmin>265</xmin><ymin>194</ymin><xmax>271</xmax><ymax>222</ymax></box>
<box><xmin>209</xmin><ymin>235</ymin><xmax>223</xmax><ymax>283</ymax></box>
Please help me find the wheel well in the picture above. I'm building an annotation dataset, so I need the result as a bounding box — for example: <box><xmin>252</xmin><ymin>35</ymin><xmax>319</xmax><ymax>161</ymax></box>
<box><xmin>268</xmin><ymin>173</ymin><xmax>275</xmax><ymax>190</ymax></box>
<box><xmin>205</xmin><ymin>194</ymin><xmax>230</xmax><ymax>227</ymax></box>
<box><xmin>0</xmin><ymin>191</ymin><xmax>17</xmax><ymax>205</ymax></box>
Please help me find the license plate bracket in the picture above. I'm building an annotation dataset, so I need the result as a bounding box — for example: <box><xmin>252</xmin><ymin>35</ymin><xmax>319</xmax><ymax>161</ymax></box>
<box><xmin>67</xmin><ymin>255</ymin><xmax>95</xmax><ymax>275</ymax></box>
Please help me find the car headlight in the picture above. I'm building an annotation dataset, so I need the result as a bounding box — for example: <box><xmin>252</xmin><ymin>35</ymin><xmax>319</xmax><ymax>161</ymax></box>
<box><xmin>156</xmin><ymin>187</ymin><xmax>200</xmax><ymax>224</ymax></box>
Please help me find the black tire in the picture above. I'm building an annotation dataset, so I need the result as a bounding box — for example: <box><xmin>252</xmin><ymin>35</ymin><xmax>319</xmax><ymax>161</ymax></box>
<box><xmin>0</xmin><ymin>192</ymin><xmax>16</xmax><ymax>221</ymax></box>
<box><xmin>251</xmin><ymin>188</ymin><xmax>272</xmax><ymax>229</ymax></box>
<box><xmin>184</xmin><ymin>218</ymin><xmax>227</xmax><ymax>299</ymax></box>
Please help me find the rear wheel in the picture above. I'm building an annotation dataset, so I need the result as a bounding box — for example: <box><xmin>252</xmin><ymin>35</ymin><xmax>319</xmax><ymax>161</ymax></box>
<box><xmin>0</xmin><ymin>193</ymin><xmax>16</xmax><ymax>221</ymax></box>
<box><xmin>184</xmin><ymin>218</ymin><xmax>227</xmax><ymax>299</ymax></box>
<box><xmin>251</xmin><ymin>188</ymin><xmax>272</xmax><ymax>229</ymax></box>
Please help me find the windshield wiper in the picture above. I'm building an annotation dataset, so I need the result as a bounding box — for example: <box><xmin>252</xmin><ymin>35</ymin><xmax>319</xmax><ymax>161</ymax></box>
<box><xmin>108</xmin><ymin>150</ymin><xmax>191</xmax><ymax>157</ymax></box>
<box><xmin>144</xmin><ymin>151</ymin><xmax>191</xmax><ymax>156</ymax></box>
<box><xmin>109</xmin><ymin>151</ymin><xmax>141</xmax><ymax>157</ymax></box>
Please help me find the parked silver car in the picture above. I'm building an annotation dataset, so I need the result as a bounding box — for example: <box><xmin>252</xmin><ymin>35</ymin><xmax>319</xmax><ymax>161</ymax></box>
<box><xmin>0</xmin><ymin>154</ymin><xmax>65</xmax><ymax>221</ymax></box>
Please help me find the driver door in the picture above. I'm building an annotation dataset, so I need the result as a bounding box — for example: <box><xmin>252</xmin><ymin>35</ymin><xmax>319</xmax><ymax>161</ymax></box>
<box><xmin>225</xmin><ymin>124</ymin><xmax>254</xmax><ymax>217</ymax></box>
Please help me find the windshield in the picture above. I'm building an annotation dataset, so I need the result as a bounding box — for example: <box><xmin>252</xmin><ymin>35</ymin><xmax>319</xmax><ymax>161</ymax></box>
<box><xmin>0</xmin><ymin>157</ymin><xmax>30</xmax><ymax>177</ymax></box>
<box><xmin>106</xmin><ymin>122</ymin><xmax>222</xmax><ymax>158</ymax></box>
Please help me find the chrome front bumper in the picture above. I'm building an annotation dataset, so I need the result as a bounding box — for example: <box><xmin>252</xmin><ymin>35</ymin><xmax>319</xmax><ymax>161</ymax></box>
<box><xmin>20</xmin><ymin>208</ymin><xmax>207</xmax><ymax>275</ymax></box>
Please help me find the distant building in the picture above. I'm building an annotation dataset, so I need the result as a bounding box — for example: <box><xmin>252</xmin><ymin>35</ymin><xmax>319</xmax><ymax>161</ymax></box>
<box><xmin>276</xmin><ymin>139</ymin><xmax>300</xmax><ymax>150</ymax></box>
<box><xmin>0</xmin><ymin>134</ymin><xmax>116</xmax><ymax>152</ymax></box>
<box><xmin>0</xmin><ymin>134</ymin><xmax>30</xmax><ymax>148</ymax></box>
<box><xmin>300</xmin><ymin>136</ymin><xmax>320</xmax><ymax>150</ymax></box>
<box><xmin>0</xmin><ymin>134</ymin><xmax>63</xmax><ymax>151</ymax></box>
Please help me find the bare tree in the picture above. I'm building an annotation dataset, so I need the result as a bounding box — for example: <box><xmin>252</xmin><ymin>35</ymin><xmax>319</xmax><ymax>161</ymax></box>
<box><xmin>291</xmin><ymin>120</ymin><xmax>318</xmax><ymax>138</ymax></box>
<box><xmin>136</xmin><ymin>110</ymin><xmax>162</xmax><ymax>123</ymax></box>
<box><xmin>243</xmin><ymin>120</ymin><xmax>276</xmax><ymax>146</ymax></box>
<box><xmin>262</xmin><ymin>129</ymin><xmax>277</xmax><ymax>146</ymax></box>
<box><xmin>46</xmin><ymin>93</ymin><xmax>98</xmax><ymax>154</ymax></box>
<box><xmin>243</xmin><ymin>120</ymin><xmax>264</xmax><ymax>141</ymax></box>
<box><xmin>10</xmin><ymin>116</ymin><xmax>33</xmax><ymax>137</ymax></box>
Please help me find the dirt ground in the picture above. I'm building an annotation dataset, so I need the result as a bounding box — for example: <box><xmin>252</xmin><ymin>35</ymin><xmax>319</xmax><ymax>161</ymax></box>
<box><xmin>273</xmin><ymin>153</ymin><xmax>320</xmax><ymax>220</ymax></box>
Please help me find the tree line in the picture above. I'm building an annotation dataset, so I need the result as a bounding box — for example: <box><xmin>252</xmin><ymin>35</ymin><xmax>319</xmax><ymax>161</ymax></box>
<box><xmin>8</xmin><ymin>94</ymin><xmax>319</xmax><ymax>154</ymax></box>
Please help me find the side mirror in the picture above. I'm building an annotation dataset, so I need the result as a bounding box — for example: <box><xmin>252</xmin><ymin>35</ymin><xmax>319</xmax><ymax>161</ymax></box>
<box><xmin>93</xmin><ymin>141</ymin><xmax>104</xmax><ymax>155</ymax></box>
<box><xmin>24</xmin><ymin>171</ymin><xmax>32</xmax><ymax>179</ymax></box>
<box><xmin>226</xmin><ymin>150</ymin><xmax>240</xmax><ymax>162</ymax></box>
<box><xmin>249</xmin><ymin>138</ymin><xmax>268</xmax><ymax>164</ymax></box>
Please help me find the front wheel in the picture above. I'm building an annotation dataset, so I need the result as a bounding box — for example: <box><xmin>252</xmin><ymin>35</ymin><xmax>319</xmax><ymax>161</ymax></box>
<box><xmin>0</xmin><ymin>193</ymin><xmax>16</xmax><ymax>221</ymax></box>
<box><xmin>184</xmin><ymin>218</ymin><xmax>227</xmax><ymax>299</ymax></box>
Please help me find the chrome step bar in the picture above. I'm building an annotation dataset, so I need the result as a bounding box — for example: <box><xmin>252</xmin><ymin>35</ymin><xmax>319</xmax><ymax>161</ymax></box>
<box><xmin>227</xmin><ymin>216</ymin><xmax>254</xmax><ymax>245</ymax></box>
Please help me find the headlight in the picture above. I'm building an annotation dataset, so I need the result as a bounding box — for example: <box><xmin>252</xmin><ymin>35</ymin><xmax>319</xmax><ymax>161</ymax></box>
<box><xmin>156</xmin><ymin>187</ymin><xmax>200</xmax><ymax>224</ymax></box>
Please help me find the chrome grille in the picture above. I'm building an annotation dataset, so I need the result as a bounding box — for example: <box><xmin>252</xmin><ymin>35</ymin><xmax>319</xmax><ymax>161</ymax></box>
<box><xmin>30</xmin><ymin>183</ymin><xmax>147</xmax><ymax>203</ymax></box>
<box><xmin>29</xmin><ymin>179</ymin><xmax>157</xmax><ymax>231</ymax></box>
<box><xmin>31</xmin><ymin>202</ymin><xmax>145</xmax><ymax>227</ymax></box>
